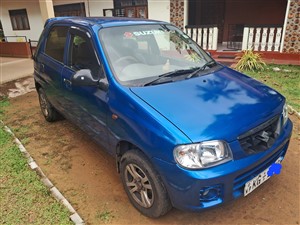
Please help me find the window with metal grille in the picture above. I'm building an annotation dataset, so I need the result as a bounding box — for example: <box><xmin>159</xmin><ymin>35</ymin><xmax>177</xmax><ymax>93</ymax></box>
<box><xmin>54</xmin><ymin>3</ymin><xmax>86</xmax><ymax>17</ymax></box>
<box><xmin>9</xmin><ymin>9</ymin><xmax>30</xmax><ymax>30</ymax></box>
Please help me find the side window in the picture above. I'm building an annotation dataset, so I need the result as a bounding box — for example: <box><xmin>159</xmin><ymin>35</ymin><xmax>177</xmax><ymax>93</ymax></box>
<box><xmin>45</xmin><ymin>26</ymin><xmax>68</xmax><ymax>63</ymax></box>
<box><xmin>68</xmin><ymin>33</ymin><xmax>100</xmax><ymax>78</ymax></box>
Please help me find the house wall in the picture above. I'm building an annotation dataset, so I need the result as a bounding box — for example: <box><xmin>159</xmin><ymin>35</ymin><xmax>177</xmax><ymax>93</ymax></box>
<box><xmin>0</xmin><ymin>1</ymin><xmax>45</xmax><ymax>41</ymax></box>
<box><xmin>88</xmin><ymin>0</ymin><xmax>114</xmax><ymax>17</ymax></box>
<box><xmin>0</xmin><ymin>0</ymin><xmax>171</xmax><ymax>42</ymax></box>
<box><xmin>52</xmin><ymin>0</ymin><xmax>114</xmax><ymax>17</ymax></box>
<box><xmin>53</xmin><ymin>0</ymin><xmax>170</xmax><ymax>20</ymax></box>
<box><xmin>148</xmin><ymin>0</ymin><xmax>170</xmax><ymax>22</ymax></box>
<box><xmin>222</xmin><ymin>0</ymin><xmax>287</xmax><ymax>42</ymax></box>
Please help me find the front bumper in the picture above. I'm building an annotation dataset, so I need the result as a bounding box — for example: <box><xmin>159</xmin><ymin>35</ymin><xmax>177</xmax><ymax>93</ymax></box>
<box><xmin>153</xmin><ymin>119</ymin><xmax>293</xmax><ymax>211</ymax></box>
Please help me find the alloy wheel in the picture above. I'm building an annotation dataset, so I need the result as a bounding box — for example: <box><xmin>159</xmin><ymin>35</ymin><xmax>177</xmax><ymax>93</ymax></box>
<box><xmin>124</xmin><ymin>163</ymin><xmax>154</xmax><ymax>208</ymax></box>
<box><xmin>39</xmin><ymin>92</ymin><xmax>49</xmax><ymax>117</ymax></box>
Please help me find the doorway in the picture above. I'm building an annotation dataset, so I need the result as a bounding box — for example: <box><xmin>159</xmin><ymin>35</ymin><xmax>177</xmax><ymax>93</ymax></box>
<box><xmin>188</xmin><ymin>0</ymin><xmax>225</xmax><ymax>43</ymax></box>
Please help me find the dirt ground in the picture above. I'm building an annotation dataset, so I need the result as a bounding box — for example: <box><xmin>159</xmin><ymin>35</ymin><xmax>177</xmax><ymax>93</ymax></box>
<box><xmin>1</xmin><ymin>83</ymin><xmax>299</xmax><ymax>224</ymax></box>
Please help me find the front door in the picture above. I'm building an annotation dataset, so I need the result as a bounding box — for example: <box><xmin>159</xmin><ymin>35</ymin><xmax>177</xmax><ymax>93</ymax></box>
<box><xmin>61</xmin><ymin>27</ymin><xmax>110</xmax><ymax>149</ymax></box>
<box><xmin>189</xmin><ymin>0</ymin><xmax>225</xmax><ymax>43</ymax></box>
<box><xmin>201</xmin><ymin>0</ymin><xmax>225</xmax><ymax>43</ymax></box>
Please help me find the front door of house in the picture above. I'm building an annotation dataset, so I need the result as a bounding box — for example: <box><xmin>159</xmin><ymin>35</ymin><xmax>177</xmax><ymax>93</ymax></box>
<box><xmin>189</xmin><ymin>0</ymin><xmax>225</xmax><ymax>43</ymax></box>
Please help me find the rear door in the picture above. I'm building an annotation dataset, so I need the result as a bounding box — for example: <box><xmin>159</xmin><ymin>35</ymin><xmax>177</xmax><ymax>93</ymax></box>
<box><xmin>61</xmin><ymin>27</ymin><xmax>110</xmax><ymax>149</ymax></box>
<box><xmin>37</xmin><ymin>25</ymin><xmax>69</xmax><ymax>112</ymax></box>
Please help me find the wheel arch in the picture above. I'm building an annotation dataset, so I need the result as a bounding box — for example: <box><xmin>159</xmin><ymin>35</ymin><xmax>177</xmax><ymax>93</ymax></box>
<box><xmin>116</xmin><ymin>140</ymin><xmax>137</xmax><ymax>173</ymax></box>
<box><xmin>116</xmin><ymin>140</ymin><xmax>150</xmax><ymax>173</ymax></box>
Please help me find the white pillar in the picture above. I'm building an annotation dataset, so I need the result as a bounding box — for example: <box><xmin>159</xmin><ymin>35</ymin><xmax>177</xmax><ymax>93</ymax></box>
<box><xmin>261</xmin><ymin>28</ymin><xmax>268</xmax><ymax>51</ymax></box>
<box><xmin>202</xmin><ymin>28</ymin><xmax>207</xmax><ymax>50</ymax></box>
<box><xmin>183</xmin><ymin>0</ymin><xmax>188</xmax><ymax>28</ymax></box>
<box><xmin>197</xmin><ymin>28</ymin><xmax>202</xmax><ymax>46</ymax></box>
<box><xmin>254</xmin><ymin>28</ymin><xmax>261</xmax><ymax>51</ymax></box>
<box><xmin>212</xmin><ymin>27</ymin><xmax>218</xmax><ymax>50</ymax></box>
<box><xmin>280</xmin><ymin>0</ymin><xmax>291</xmax><ymax>53</ymax></box>
<box><xmin>274</xmin><ymin>28</ymin><xmax>282</xmax><ymax>52</ymax></box>
<box><xmin>267</xmin><ymin>28</ymin><xmax>275</xmax><ymax>51</ymax></box>
<box><xmin>242</xmin><ymin>27</ymin><xmax>249</xmax><ymax>50</ymax></box>
<box><xmin>39</xmin><ymin>0</ymin><xmax>54</xmax><ymax>23</ymax></box>
<box><xmin>247</xmin><ymin>28</ymin><xmax>254</xmax><ymax>50</ymax></box>
<box><xmin>192</xmin><ymin>28</ymin><xmax>197</xmax><ymax>43</ymax></box>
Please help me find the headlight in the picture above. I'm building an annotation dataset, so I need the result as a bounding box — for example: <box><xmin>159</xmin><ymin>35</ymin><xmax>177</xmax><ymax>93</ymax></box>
<box><xmin>282</xmin><ymin>102</ymin><xmax>288</xmax><ymax>126</ymax></box>
<box><xmin>173</xmin><ymin>141</ymin><xmax>232</xmax><ymax>169</ymax></box>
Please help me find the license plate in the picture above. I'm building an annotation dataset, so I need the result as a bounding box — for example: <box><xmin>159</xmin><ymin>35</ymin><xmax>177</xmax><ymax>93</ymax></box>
<box><xmin>244</xmin><ymin>157</ymin><xmax>283</xmax><ymax>196</ymax></box>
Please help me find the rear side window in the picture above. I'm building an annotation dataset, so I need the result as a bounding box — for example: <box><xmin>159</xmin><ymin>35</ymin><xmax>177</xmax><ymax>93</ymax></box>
<box><xmin>45</xmin><ymin>26</ymin><xmax>68</xmax><ymax>62</ymax></box>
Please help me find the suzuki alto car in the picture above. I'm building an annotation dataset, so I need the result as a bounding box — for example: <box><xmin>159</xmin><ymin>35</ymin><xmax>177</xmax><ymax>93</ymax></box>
<box><xmin>33</xmin><ymin>17</ymin><xmax>293</xmax><ymax>218</ymax></box>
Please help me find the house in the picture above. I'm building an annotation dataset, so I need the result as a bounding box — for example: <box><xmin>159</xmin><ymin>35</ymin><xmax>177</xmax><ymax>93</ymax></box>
<box><xmin>0</xmin><ymin>0</ymin><xmax>299</xmax><ymax>58</ymax></box>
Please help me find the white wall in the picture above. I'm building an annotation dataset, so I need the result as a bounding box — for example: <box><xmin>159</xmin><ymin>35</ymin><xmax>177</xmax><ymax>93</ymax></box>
<box><xmin>1</xmin><ymin>1</ymin><xmax>44</xmax><ymax>41</ymax></box>
<box><xmin>87</xmin><ymin>0</ymin><xmax>170</xmax><ymax>20</ymax></box>
<box><xmin>53</xmin><ymin>0</ymin><xmax>114</xmax><ymax>17</ymax></box>
<box><xmin>148</xmin><ymin>0</ymin><xmax>170</xmax><ymax>22</ymax></box>
<box><xmin>84</xmin><ymin>0</ymin><xmax>170</xmax><ymax>20</ymax></box>
<box><xmin>0</xmin><ymin>0</ymin><xmax>171</xmax><ymax>42</ymax></box>
<box><xmin>88</xmin><ymin>0</ymin><xmax>114</xmax><ymax>17</ymax></box>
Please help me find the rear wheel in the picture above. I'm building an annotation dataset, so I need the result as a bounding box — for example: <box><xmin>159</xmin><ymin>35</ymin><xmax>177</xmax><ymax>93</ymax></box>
<box><xmin>120</xmin><ymin>150</ymin><xmax>172</xmax><ymax>218</ymax></box>
<box><xmin>37</xmin><ymin>88</ymin><xmax>60</xmax><ymax>122</ymax></box>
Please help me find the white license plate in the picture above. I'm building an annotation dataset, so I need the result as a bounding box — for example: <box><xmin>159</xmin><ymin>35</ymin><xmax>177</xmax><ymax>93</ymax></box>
<box><xmin>244</xmin><ymin>157</ymin><xmax>283</xmax><ymax>196</ymax></box>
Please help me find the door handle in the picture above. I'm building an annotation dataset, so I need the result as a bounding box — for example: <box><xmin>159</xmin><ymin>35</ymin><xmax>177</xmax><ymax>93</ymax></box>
<box><xmin>63</xmin><ymin>78</ymin><xmax>72</xmax><ymax>86</ymax></box>
<box><xmin>40</xmin><ymin>63</ymin><xmax>45</xmax><ymax>72</ymax></box>
<box><xmin>63</xmin><ymin>78</ymin><xmax>72</xmax><ymax>91</ymax></box>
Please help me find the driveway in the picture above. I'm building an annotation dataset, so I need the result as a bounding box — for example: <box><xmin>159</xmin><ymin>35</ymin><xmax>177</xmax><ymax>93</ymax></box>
<box><xmin>1</xmin><ymin>87</ymin><xmax>299</xmax><ymax>224</ymax></box>
<box><xmin>0</xmin><ymin>57</ymin><xmax>33</xmax><ymax>84</ymax></box>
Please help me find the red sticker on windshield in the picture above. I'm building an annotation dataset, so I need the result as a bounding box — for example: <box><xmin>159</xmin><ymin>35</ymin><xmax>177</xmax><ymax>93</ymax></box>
<box><xmin>124</xmin><ymin>32</ymin><xmax>133</xmax><ymax>38</ymax></box>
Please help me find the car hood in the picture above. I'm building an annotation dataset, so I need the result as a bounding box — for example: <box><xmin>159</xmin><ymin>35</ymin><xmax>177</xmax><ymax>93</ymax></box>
<box><xmin>130</xmin><ymin>67</ymin><xmax>284</xmax><ymax>143</ymax></box>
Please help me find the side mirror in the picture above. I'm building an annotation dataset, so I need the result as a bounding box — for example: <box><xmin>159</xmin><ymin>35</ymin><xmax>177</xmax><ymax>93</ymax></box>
<box><xmin>71</xmin><ymin>69</ymin><xmax>99</xmax><ymax>86</ymax></box>
<box><xmin>99</xmin><ymin>78</ymin><xmax>109</xmax><ymax>92</ymax></box>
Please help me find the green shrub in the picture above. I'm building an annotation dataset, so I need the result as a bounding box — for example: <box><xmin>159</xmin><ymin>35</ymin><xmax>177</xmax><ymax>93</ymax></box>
<box><xmin>235</xmin><ymin>50</ymin><xmax>266</xmax><ymax>72</ymax></box>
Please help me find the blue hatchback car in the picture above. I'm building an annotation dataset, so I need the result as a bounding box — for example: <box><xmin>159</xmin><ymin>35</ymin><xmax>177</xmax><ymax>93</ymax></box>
<box><xmin>33</xmin><ymin>17</ymin><xmax>293</xmax><ymax>218</ymax></box>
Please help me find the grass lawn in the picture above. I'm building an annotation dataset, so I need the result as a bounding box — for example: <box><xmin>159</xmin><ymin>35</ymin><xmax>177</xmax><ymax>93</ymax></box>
<box><xmin>0</xmin><ymin>99</ymin><xmax>72</xmax><ymax>225</ymax></box>
<box><xmin>244</xmin><ymin>64</ymin><xmax>300</xmax><ymax>112</ymax></box>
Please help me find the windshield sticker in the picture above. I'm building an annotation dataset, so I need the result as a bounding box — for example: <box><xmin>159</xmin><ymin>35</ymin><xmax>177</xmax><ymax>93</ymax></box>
<box><xmin>124</xmin><ymin>32</ymin><xmax>134</xmax><ymax>38</ymax></box>
<box><xmin>133</xmin><ymin>30</ymin><xmax>164</xmax><ymax>36</ymax></box>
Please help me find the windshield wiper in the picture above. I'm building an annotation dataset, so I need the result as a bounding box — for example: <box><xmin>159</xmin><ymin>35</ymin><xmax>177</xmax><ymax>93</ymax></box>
<box><xmin>186</xmin><ymin>60</ymin><xmax>217</xmax><ymax>79</ymax></box>
<box><xmin>144</xmin><ymin>68</ymin><xmax>195</xmax><ymax>86</ymax></box>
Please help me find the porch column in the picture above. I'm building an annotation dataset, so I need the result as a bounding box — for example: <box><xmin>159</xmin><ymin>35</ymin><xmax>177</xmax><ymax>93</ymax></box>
<box><xmin>39</xmin><ymin>0</ymin><xmax>55</xmax><ymax>23</ymax></box>
<box><xmin>170</xmin><ymin>0</ymin><xmax>185</xmax><ymax>30</ymax></box>
<box><xmin>183</xmin><ymin>0</ymin><xmax>188</xmax><ymax>28</ymax></box>
<box><xmin>280</xmin><ymin>0</ymin><xmax>299</xmax><ymax>53</ymax></box>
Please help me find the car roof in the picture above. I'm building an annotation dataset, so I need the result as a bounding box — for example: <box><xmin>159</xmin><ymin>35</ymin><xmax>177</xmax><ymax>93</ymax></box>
<box><xmin>45</xmin><ymin>17</ymin><xmax>168</xmax><ymax>28</ymax></box>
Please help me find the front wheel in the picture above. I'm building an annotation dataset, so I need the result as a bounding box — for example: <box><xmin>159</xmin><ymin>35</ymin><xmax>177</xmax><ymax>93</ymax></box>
<box><xmin>120</xmin><ymin>150</ymin><xmax>172</xmax><ymax>218</ymax></box>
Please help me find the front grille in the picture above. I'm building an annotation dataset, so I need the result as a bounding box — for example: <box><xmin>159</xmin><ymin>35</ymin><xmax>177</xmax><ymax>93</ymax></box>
<box><xmin>238</xmin><ymin>115</ymin><xmax>280</xmax><ymax>154</ymax></box>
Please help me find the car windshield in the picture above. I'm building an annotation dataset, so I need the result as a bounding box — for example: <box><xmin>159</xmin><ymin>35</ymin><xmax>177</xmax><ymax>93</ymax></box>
<box><xmin>99</xmin><ymin>24</ymin><xmax>214</xmax><ymax>86</ymax></box>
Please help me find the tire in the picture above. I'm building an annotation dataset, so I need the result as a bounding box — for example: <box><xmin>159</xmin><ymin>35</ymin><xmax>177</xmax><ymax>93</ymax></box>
<box><xmin>37</xmin><ymin>88</ymin><xmax>60</xmax><ymax>122</ymax></box>
<box><xmin>120</xmin><ymin>150</ymin><xmax>172</xmax><ymax>218</ymax></box>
